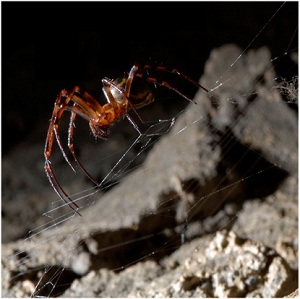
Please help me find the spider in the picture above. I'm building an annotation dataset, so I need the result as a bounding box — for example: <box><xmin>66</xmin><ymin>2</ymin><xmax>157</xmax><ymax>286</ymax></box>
<box><xmin>44</xmin><ymin>64</ymin><xmax>209</xmax><ymax>215</ymax></box>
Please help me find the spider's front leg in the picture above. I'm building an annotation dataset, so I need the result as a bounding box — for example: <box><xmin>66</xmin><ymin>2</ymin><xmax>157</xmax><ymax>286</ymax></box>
<box><xmin>67</xmin><ymin>105</ymin><xmax>101</xmax><ymax>186</ymax></box>
<box><xmin>44</xmin><ymin>86</ymin><xmax>107</xmax><ymax>215</ymax></box>
<box><xmin>44</xmin><ymin>89</ymin><xmax>82</xmax><ymax>215</ymax></box>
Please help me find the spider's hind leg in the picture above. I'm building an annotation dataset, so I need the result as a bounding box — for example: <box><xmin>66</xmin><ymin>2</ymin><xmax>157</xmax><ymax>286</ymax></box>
<box><xmin>142</xmin><ymin>64</ymin><xmax>209</xmax><ymax>93</ymax></box>
<box><xmin>135</xmin><ymin>73</ymin><xmax>198</xmax><ymax>105</ymax></box>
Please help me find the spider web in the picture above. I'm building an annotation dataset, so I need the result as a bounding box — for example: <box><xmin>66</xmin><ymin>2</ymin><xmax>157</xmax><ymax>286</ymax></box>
<box><xmin>2</xmin><ymin>4</ymin><xmax>298</xmax><ymax>298</ymax></box>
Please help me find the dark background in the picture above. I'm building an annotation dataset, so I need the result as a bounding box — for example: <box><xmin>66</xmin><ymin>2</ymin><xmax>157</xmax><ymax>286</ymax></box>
<box><xmin>2</xmin><ymin>2</ymin><xmax>298</xmax><ymax>155</ymax></box>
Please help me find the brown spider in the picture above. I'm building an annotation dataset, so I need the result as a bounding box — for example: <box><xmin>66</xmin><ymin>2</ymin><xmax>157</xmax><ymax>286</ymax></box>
<box><xmin>44</xmin><ymin>64</ymin><xmax>208</xmax><ymax>215</ymax></box>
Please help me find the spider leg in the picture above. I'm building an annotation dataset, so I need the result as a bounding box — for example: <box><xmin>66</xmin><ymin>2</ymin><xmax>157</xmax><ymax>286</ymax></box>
<box><xmin>75</xmin><ymin>88</ymin><xmax>106</xmax><ymax>116</ymax></box>
<box><xmin>67</xmin><ymin>87</ymin><xmax>106</xmax><ymax>120</ymax></box>
<box><xmin>60</xmin><ymin>88</ymin><xmax>109</xmax><ymax>189</ymax></box>
<box><xmin>141</xmin><ymin>64</ymin><xmax>209</xmax><ymax>93</ymax></box>
<box><xmin>125</xmin><ymin>114</ymin><xmax>142</xmax><ymax>135</ymax></box>
<box><xmin>67</xmin><ymin>106</ymin><xmax>100</xmax><ymax>186</ymax></box>
<box><xmin>134</xmin><ymin>73</ymin><xmax>199</xmax><ymax>104</ymax></box>
<box><xmin>51</xmin><ymin>90</ymin><xmax>77</xmax><ymax>172</ymax></box>
<box><xmin>120</xmin><ymin>64</ymin><xmax>153</xmax><ymax>125</ymax></box>
<box><xmin>44</xmin><ymin>160</ymin><xmax>82</xmax><ymax>216</ymax></box>
<box><xmin>122</xmin><ymin>64</ymin><xmax>203</xmax><ymax>104</ymax></box>
<box><xmin>45</xmin><ymin>87</ymin><xmax>104</xmax><ymax>215</ymax></box>
<box><xmin>124</xmin><ymin>64</ymin><xmax>140</xmax><ymax>98</ymax></box>
<box><xmin>51</xmin><ymin>88</ymin><xmax>99</xmax><ymax>172</ymax></box>
<box><xmin>44</xmin><ymin>90</ymin><xmax>85</xmax><ymax>215</ymax></box>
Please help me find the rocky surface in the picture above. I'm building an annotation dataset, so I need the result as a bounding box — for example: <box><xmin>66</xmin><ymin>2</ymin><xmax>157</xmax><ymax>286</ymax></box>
<box><xmin>2</xmin><ymin>45</ymin><xmax>298</xmax><ymax>297</ymax></box>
